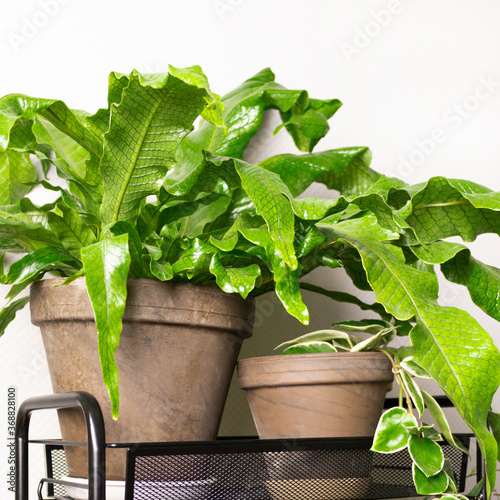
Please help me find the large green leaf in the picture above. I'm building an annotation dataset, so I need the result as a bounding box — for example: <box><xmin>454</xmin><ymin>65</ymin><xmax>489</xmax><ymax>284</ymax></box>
<box><xmin>0</xmin><ymin>215</ymin><xmax>62</xmax><ymax>251</ymax></box>
<box><xmin>209</xmin><ymin>253</ymin><xmax>261</xmax><ymax>299</ymax></box>
<box><xmin>33</xmin><ymin>115</ymin><xmax>90</xmax><ymax>181</ymax></box>
<box><xmin>0</xmin><ymin>199</ymin><xmax>52</xmax><ymax>232</ymax></box>
<box><xmin>100</xmin><ymin>67</ymin><xmax>224</xmax><ymax>226</ymax></box>
<box><xmin>235</xmin><ymin>160</ymin><xmax>297</xmax><ymax>270</ymax></box>
<box><xmin>409</xmin><ymin>240</ymin><xmax>465</xmax><ymax>265</ymax></box>
<box><xmin>292</xmin><ymin>197</ymin><xmax>344</xmax><ymax>221</ymax></box>
<box><xmin>176</xmin><ymin>67</ymin><xmax>275</xmax><ymax>167</ymax></box>
<box><xmin>350</xmin><ymin>192</ymin><xmax>399</xmax><ymax>231</ymax></box>
<box><xmin>81</xmin><ymin>233</ymin><xmax>131</xmax><ymax>419</ymax></box>
<box><xmin>171</xmin><ymin>238</ymin><xmax>216</xmax><ymax>279</ymax></box>
<box><xmin>0</xmin><ymin>149</ymin><xmax>37</xmax><ymax>205</ymax></box>
<box><xmin>109</xmin><ymin>221</ymin><xmax>151</xmax><ymax>278</ymax></box>
<box><xmin>0</xmin><ymin>296</ymin><xmax>30</xmax><ymax>337</ymax></box>
<box><xmin>47</xmin><ymin>203</ymin><xmax>97</xmax><ymax>258</ymax></box>
<box><xmin>209</xmin><ymin>213</ymin><xmax>263</xmax><ymax>253</ymax></box>
<box><xmin>412</xmin><ymin>240</ymin><xmax>500</xmax><ymax>325</ymax></box>
<box><xmin>0</xmin><ymin>236</ymin><xmax>24</xmax><ymax>253</ymax></box>
<box><xmin>146</xmin><ymin>247</ymin><xmax>173</xmax><ymax>282</ymax></box>
<box><xmin>176</xmin><ymin>67</ymin><xmax>338</xmax><ymax>172</ymax></box>
<box><xmin>260</xmin><ymin>147</ymin><xmax>379</xmax><ymax>197</ymax></box>
<box><xmin>0</xmin><ymin>247</ymin><xmax>78</xmax><ymax>285</ymax></box>
<box><xmin>0</xmin><ymin>118</ymin><xmax>41</xmax><ymax>204</ymax></box>
<box><xmin>296</xmin><ymin>226</ymin><xmax>326</xmax><ymax>259</ymax></box>
<box><xmin>239</xmin><ymin>226</ymin><xmax>308</xmax><ymax>323</ymax></box>
<box><xmin>442</xmin><ymin>250</ymin><xmax>500</xmax><ymax>323</ymax></box>
<box><xmin>0</xmin><ymin>94</ymin><xmax>102</xmax><ymax>157</ymax></box>
<box><xmin>405</xmin><ymin>177</ymin><xmax>500</xmax><ymax>243</ymax></box>
<box><xmin>317</xmin><ymin>215</ymin><xmax>500</xmax><ymax>494</ymax></box>
<box><xmin>276</xmin><ymin>96</ymin><xmax>342</xmax><ymax>153</ymax></box>
<box><xmin>269</xmin><ymin>253</ymin><xmax>308</xmax><ymax>323</ymax></box>
<box><xmin>160</xmin><ymin>193</ymin><xmax>232</xmax><ymax>239</ymax></box>
<box><xmin>164</xmin><ymin>151</ymin><xmax>241</xmax><ymax>199</ymax></box>
<box><xmin>318</xmin><ymin>216</ymin><xmax>422</xmax><ymax>319</ymax></box>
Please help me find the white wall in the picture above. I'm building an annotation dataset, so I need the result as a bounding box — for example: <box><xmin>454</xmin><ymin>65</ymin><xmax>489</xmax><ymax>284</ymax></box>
<box><xmin>1</xmin><ymin>0</ymin><xmax>500</xmax><ymax>497</ymax></box>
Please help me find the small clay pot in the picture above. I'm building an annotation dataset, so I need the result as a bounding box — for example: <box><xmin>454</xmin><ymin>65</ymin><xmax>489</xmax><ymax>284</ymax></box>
<box><xmin>237</xmin><ymin>352</ymin><xmax>393</xmax><ymax>439</ymax></box>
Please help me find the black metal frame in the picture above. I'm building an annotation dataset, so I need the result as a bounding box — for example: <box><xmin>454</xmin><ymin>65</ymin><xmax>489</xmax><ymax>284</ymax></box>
<box><xmin>15</xmin><ymin>391</ymin><xmax>106</xmax><ymax>500</ymax></box>
<box><xmin>15</xmin><ymin>391</ymin><xmax>487</xmax><ymax>500</ymax></box>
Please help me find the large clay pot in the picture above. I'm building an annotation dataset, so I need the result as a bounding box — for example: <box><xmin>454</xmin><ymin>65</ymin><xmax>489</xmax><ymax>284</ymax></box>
<box><xmin>237</xmin><ymin>352</ymin><xmax>393</xmax><ymax>439</ymax></box>
<box><xmin>31</xmin><ymin>278</ymin><xmax>254</xmax><ymax>480</ymax></box>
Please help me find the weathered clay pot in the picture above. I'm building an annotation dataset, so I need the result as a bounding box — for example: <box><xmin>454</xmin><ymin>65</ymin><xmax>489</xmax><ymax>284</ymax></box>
<box><xmin>237</xmin><ymin>352</ymin><xmax>393</xmax><ymax>439</ymax></box>
<box><xmin>31</xmin><ymin>278</ymin><xmax>254</xmax><ymax>480</ymax></box>
<box><xmin>238</xmin><ymin>353</ymin><xmax>393</xmax><ymax>500</ymax></box>
<box><xmin>238</xmin><ymin>352</ymin><xmax>393</xmax><ymax>499</ymax></box>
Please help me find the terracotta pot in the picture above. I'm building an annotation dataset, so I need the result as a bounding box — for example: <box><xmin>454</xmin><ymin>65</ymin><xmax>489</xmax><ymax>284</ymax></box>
<box><xmin>31</xmin><ymin>278</ymin><xmax>254</xmax><ymax>480</ymax></box>
<box><xmin>237</xmin><ymin>352</ymin><xmax>393</xmax><ymax>439</ymax></box>
<box><xmin>238</xmin><ymin>352</ymin><xmax>393</xmax><ymax>499</ymax></box>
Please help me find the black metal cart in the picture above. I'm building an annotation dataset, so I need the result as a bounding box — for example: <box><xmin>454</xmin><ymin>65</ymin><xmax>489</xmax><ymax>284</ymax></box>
<box><xmin>15</xmin><ymin>392</ymin><xmax>485</xmax><ymax>500</ymax></box>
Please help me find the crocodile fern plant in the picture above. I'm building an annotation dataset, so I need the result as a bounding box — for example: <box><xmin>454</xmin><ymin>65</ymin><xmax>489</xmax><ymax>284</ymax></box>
<box><xmin>0</xmin><ymin>66</ymin><xmax>499</xmax><ymax>497</ymax></box>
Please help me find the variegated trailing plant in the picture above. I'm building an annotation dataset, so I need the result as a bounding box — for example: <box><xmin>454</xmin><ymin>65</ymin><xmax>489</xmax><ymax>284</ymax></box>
<box><xmin>276</xmin><ymin>321</ymin><xmax>489</xmax><ymax>499</ymax></box>
<box><xmin>0</xmin><ymin>66</ymin><xmax>499</xmax><ymax>497</ymax></box>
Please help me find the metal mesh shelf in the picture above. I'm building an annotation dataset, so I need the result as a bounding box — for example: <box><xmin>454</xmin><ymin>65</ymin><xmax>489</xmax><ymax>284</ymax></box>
<box><xmin>15</xmin><ymin>392</ymin><xmax>482</xmax><ymax>500</ymax></box>
<box><xmin>42</xmin><ymin>434</ymin><xmax>471</xmax><ymax>500</ymax></box>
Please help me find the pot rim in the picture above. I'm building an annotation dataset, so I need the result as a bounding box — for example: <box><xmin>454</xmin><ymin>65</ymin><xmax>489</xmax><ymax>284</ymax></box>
<box><xmin>31</xmin><ymin>276</ymin><xmax>255</xmax><ymax>303</ymax></box>
<box><xmin>238</xmin><ymin>351</ymin><xmax>390</xmax><ymax>365</ymax></box>
<box><xmin>30</xmin><ymin>277</ymin><xmax>255</xmax><ymax>338</ymax></box>
<box><xmin>237</xmin><ymin>352</ymin><xmax>394</xmax><ymax>389</ymax></box>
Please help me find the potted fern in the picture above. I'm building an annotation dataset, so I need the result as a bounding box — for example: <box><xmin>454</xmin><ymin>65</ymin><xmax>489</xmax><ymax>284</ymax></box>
<box><xmin>0</xmin><ymin>65</ymin><xmax>346</xmax><ymax>479</ymax></box>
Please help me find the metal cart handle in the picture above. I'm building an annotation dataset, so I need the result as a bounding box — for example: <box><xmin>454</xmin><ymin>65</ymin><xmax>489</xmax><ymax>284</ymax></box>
<box><xmin>15</xmin><ymin>391</ymin><xmax>106</xmax><ymax>500</ymax></box>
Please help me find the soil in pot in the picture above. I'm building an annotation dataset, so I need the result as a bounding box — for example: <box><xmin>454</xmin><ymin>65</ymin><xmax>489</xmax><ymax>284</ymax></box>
<box><xmin>31</xmin><ymin>278</ymin><xmax>254</xmax><ymax>480</ymax></box>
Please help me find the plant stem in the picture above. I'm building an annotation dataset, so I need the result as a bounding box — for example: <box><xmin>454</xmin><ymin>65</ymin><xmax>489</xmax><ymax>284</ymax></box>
<box><xmin>379</xmin><ymin>349</ymin><xmax>414</xmax><ymax>415</ymax></box>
